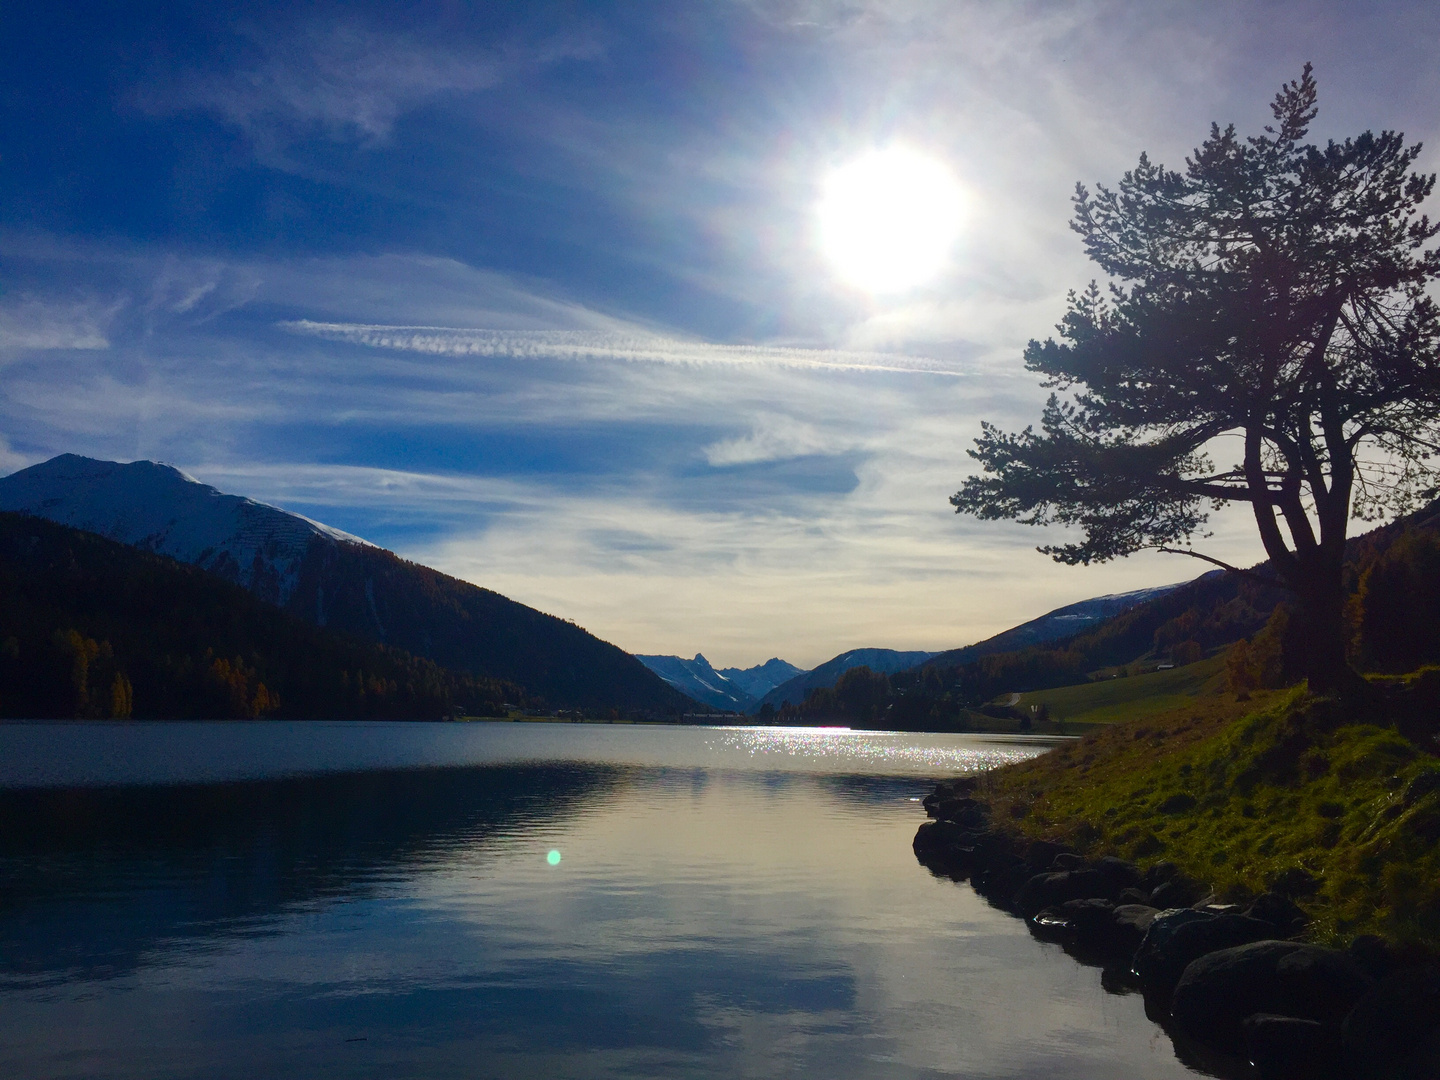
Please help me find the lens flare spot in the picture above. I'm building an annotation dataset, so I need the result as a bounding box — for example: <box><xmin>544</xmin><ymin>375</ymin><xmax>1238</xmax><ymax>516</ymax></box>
<box><xmin>546</xmin><ymin>849</ymin><xmax>562</xmax><ymax>866</ymax></box>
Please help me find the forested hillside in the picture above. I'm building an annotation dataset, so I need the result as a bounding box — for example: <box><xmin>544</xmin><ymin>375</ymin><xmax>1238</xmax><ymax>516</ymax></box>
<box><xmin>0</xmin><ymin>513</ymin><xmax>524</xmax><ymax>720</ymax></box>
<box><xmin>0</xmin><ymin>456</ymin><xmax>697</xmax><ymax>714</ymax></box>
<box><xmin>780</xmin><ymin>504</ymin><xmax>1440</xmax><ymax>729</ymax></box>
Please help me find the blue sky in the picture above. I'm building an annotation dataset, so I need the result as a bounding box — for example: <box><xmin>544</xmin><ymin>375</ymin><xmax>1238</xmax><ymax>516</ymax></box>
<box><xmin>2</xmin><ymin>1</ymin><xmax>1438</xmax><ymax>667</ymax></box>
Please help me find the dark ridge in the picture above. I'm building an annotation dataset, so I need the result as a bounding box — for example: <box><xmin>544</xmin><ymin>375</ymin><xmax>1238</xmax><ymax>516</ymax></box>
<box><xmin>0</xmin><ymin>455</ymin><xmax>695</xmax><ymax>714</ymax></box>
<box><xmin>282</xmin><ymin>535</ymin><xmax>695</xmax><ymax>713</ymax></box>
<box><xmin>0</xmin><ymin>510</ymin><xmax>526</xmax><ymax>719</ymax></box>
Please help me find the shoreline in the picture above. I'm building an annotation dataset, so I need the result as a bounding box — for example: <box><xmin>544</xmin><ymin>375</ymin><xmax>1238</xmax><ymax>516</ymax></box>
<box><xmin>913</xmin><ymin>775</ymin><xmax>1439</xmax><ymax>1079</ymax></box>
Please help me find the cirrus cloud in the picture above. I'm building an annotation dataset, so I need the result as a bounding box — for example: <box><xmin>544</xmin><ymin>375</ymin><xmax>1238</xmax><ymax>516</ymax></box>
<box><xmin>279</xmin><ymin>320</ymin><xmax>970</xmax><ymax>376</ymax></box>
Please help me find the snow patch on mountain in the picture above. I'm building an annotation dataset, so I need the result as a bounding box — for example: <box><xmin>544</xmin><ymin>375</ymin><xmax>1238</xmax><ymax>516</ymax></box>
<box><xmin>717</xmin><ymin>658</ymin><xmax>805</xmax><ymax>700</ymax></box>
<box><xmin>0</xmin><ymin>454</ymin><xmax>371</xmax><ymax>604</ymax></box>
<box><xmin>632</xmin><ymin>654</ymin><xmax>748</xmax><ymax>712</ymax></box>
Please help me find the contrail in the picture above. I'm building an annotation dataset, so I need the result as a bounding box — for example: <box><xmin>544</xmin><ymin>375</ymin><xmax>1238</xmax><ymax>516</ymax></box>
<box><xmin>279</xmin><ymin>321</ymin><xmax>968</xmax><ymax>376</ymax></box>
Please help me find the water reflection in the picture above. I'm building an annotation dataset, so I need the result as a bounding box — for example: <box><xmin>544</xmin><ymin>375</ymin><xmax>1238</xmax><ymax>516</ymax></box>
<box><xmin>0</xmin><ymin>720</ymin><xmax>1054</xmax><ymax>788</ymax></box>
<box><xmin>0</xmin><ymin>724</ymin><xmax>1210</xmax><ymax>1080</ymax></box>
<box><xmin>0</xmin><ymin>764</ymin><xmax>622</xmax><ymax>986</ymax></box>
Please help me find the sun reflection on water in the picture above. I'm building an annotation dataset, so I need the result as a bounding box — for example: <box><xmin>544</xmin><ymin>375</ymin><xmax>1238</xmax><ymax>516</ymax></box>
<box><xmin>704</xmin><ymin>725</ymin><xmax>1049</xmax><ymax>775</ymax></box>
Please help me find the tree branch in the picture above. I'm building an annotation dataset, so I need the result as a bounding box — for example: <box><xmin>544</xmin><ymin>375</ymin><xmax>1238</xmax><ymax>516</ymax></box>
<box><xmin>1174</xmin><ymin>479</ymin><xmax>1257</xmax><ymax>502</ymax></box>
<box><xmin>1156</xmin><ymin>547</ymin><xmax>1285</xmax><ymax>590</ymax></box>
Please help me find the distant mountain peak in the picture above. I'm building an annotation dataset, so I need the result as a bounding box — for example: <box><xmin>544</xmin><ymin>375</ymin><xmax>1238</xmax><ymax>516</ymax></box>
<box><xmin>636</xmin><ymin>654</ymin><xmax>809</xmax><ymax>712</ymax></box>
<box><xmin>0</xmin><ymin>454</ymin><xmax>372</xmax><ymax>606</ymax></box>
<box><xmin>717</xmin><ymin>657</ymin><xmax>806</xmax><ymax>701</ymax></box>
<box><xmin>634</xmin><ymin>652</ymin><xmax>747</xmax><ymax>712</ymax></box>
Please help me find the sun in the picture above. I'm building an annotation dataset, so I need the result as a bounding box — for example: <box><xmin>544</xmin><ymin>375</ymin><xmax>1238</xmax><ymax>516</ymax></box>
<box><xmin>817</xmin><ymin>147</ymin><xmax>966</xmax><ymax>294</ymax></box>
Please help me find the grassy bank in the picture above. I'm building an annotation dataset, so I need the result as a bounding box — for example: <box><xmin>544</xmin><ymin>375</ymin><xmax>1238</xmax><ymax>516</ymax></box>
<box><xmin>975</xmin><ymin>677</ymin><xmax>1440</xmax><ymax>950</ymax></box>
<box><xmin>1012</xmin><ymin>653</ymin><xmax>1226</xmax><ymax>730</ymax></box>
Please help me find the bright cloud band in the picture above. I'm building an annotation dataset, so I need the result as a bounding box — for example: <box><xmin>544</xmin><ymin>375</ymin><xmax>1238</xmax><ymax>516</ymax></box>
<box><xmin>279</xmin><ymin>321</ymin><xmax>967</xmax><ymax>377</ymax></box>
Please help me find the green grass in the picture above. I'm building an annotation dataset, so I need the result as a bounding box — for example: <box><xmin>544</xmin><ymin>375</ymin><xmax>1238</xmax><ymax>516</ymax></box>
<box><xmin>1012</xmin><ymin>653</ymin><xmax>1226</xmax><ymax>728</ymax></box>
<box><xmin>979</xmin><ymin>680</ymin><xmax>1440</xmax><ymax>951</ymax></box>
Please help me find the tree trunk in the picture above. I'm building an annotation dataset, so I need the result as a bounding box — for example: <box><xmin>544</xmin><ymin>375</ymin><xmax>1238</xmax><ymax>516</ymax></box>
<box><xmin>1290</xmin><ymin>554</ymin><xmax>1360</xmax><ymax>695</ymax></box>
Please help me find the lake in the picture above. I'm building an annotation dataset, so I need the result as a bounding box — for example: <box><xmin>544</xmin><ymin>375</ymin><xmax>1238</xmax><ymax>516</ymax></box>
<box><xmin>0</xmin><ymin>721</ymin><xmax>1214</xmax><ymax>1079</ymax></box>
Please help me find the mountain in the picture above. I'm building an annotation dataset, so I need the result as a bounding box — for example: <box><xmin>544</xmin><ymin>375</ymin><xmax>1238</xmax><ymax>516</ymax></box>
<box><xmin>0</xmin><ymin>511</ymin><xmax>523</xmax><ymax>720</ymax></box>
<box><xmin>633</xmin><ymin>654</ymin><xmax>807</xmax><ymax>711</ymax></box>
<box><xmin>0</xmin><ymin>455</ymin><xmax>372</xmax><ymax>605</ymax></box>
<box><xmin>636</xmin><ymin>654</ymin><xmax>807</xmax><ymax>711</ymax></box>
<box><xmin>746</xmin><ymin>585</ymin><xmax>1186</xmax><ymax>717</ymax></box>
<box><xmin>753</xmin><ymin>648</ymin><xmax>937</xmax><ymax>714</ymax></box>
<box><xmin>921</xmin><ymin>583</ymin><xmax>1186</xmax><ymax>671</ymax></box>
<box><xmin>659</xmin><ymin>587</ymin><xmax>1186</xmax><ymax>717</ymax></box>
<box><xmin>768</xmin><ymin>575</ymin><xmax>1280</xmax><ymax>729</ymax></box>
<box><xmin>900</xmin><ymin>503</ymin><xmax>1440</xmax><ymax>716</ymax></box>
<box><xmin>0</xmin><ymin>455</ymin><xmax>693</xmax><ymax>714</ymax></box>
<box><xmin>634</xmin><ymin>653</ymin><xmax>753</xmax><ymax>712</ymax></box>
<box><xmin>718</xmin><ymin>658</ymin><xmax>805</xmax><ymax>699</ymax></box>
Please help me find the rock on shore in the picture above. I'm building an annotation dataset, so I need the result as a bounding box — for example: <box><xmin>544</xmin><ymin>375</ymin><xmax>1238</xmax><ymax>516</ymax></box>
<box><xmin>912</xmin><ymin>779</ymin><xmax>1428</xmax><ymax>1080</ymax></box>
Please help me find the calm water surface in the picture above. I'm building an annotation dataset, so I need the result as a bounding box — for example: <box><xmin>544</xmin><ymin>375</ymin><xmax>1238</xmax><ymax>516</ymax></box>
<box><xmin>0</xmin><ymin>722</ymin><xmax>1211</xmax><ymax>1079</ymax></box>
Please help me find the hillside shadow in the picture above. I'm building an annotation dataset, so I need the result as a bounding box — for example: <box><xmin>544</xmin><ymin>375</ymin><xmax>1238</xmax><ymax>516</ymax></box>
<box><xmin>0</xmin><ymin>763</ymin><xmax>624</xmax><ymax>986</ymax></box>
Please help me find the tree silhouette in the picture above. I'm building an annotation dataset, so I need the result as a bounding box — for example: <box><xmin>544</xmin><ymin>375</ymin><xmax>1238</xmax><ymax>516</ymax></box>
<box><xmin>952</xmin><ymin>66</ymin><xmax>1440</xmax><ymax>691</ymax></box>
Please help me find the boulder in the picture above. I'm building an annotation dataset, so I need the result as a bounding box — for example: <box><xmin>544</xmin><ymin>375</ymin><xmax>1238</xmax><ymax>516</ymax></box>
<box><xmin>972</xmin><ymin>854</ymin><xmax>1032</xmax><ymax>907</ymax></box>
<box><xmin>1030</xmin><ymin>900</ymin><xmax>1160</xmax><ymax>957</ymax></box>
<box><xmin>1050</xmin><ymin>852</ymin><xmax>1086</xmax><ymax>871</ymax></box>
<box><xmin>1110</xmin><ymin>904</ymin><xmax>1161</xmax><ymax>954</ymax></box>
<box><xmin>912</xmin><ymin>822</ymin><xmax>1006</xmax><ymax>876</ymax></box>
<box><xmin>1094</xmin><ymin>856</ymin><xmax>1143</xmax><ymax>889</ymax></box>
<box><xmin>1032</xmin><ymin>897</ymin><xmax>1113</xmax><ymax>937</ymax></box>
<box><xmin>1170</xmin><ymin>940</ymin><xmax>1373</xmax><ymax>1053</ymax></box>
<box><xmin>1242</xmin><ymin>1014</ymin><xmax>1342</xmax><ymax>1080</ymax></box>
<box><xmin>1342</xmin><ymin>964</ymin><xmax>1440</xmax><ymax>1080</ymax></box>
<box><xmin>1014</xmin><ymin>869</ymin><xmax>1113</xmax><ymax>916</ymax></box>
<box><xmin>1148</xmin><ymin>876</ymin><xmax>1204</xmax><ymax>909</ymax></box>
<box><xmin>1194</xmin><ymin>899</ymin><xmax>1246</xmax><ymax>915</ymax></box>
<box><xmin>1143</xmin><ymin>860</ymin><xmax>1180</xmax><ymax>888</ymax></box>
<box><xmin>936</xmin><ymin>775</ymin><xmax>978</xmax><ymax>798</ymax></box>
<box><xmin>1023</xmin><ymin>839</ymin><xmax>1074</xmax><ymax>871</ymax></box>
<box><xmin>921</xmin><ymin>778</ymin><xmax>977</xmax><ymax>815</ymax></box>
<box><xmin>1134</xmin><ymin>912</ymin><xmax>1276</xmax><ymax>1001</ymax></box>
<box><xmin>1132</xmin><ymin>908</ymin><xmax>1214</xmax><ymax>976</ymax></box>
<box><xmin>929</xmin><ymin>796</ymin><xmax>991</xmax><ymax>828</ymax></box>
<box><xmin>912</xmin><ymin>819</ymin><xmax>967</xmax><ymax>858</ymax></box>
<box><xmin>1245</xmin><ymin>892</ymin><xmax>1309</xmax><ymax>937</ymax></box>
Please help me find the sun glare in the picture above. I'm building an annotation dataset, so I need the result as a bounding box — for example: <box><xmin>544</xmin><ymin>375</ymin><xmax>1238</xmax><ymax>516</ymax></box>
<box><xmin>817</xmin><ymin>147</ymin><xmax>966</xmax><ymax>294</ymax></box>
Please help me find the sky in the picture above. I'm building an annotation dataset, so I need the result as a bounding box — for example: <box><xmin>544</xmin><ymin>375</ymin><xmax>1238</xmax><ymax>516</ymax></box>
<box><xmin>2</xmin><ymin>1</ymin><xmax>1438</xmax><ymax>668</ymax></box>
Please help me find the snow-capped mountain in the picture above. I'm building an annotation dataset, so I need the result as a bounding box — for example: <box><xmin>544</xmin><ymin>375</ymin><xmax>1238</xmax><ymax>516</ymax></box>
<box><xmin>633</xmin><ymin>653</ymin><xmax>753</xmax><ymax>712</ymax></box>
<box><xmin>0</xmin><ymin>455</ymin><xmax>370</xmax><ymax>606</ymax></box>
<box><xmin>717</xmin><ymin>658</ymin><xmax>805</xmax><ymax>700</ymax></box>
<box><xmin>921</xmin><ymin>583</ymin><xmax>1188</xmax><ymax>670</ymax></box>
<box><xmin>0</xmin><ymin>454</ymin><xmax>693</xmax><ymax>712</ymax></box>
<box><xmin>634</xmin><ymin>654</ymin><xmax>808</xmax><ymax>712</ymax></box>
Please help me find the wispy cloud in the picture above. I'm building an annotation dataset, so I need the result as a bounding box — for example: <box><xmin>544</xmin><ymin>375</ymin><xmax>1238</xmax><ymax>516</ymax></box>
<box><xmin>0</xmin><ymin>297</ymin><xmax>116</xmax><ymax>353</ymax></box>
<box><xmin>703</xmin><ymin>414</ymin><xmax>853</xmax><ymax>466</ymax></box>
<box><xmin>182</xmin><ymin>456</ymin><xmax>1259</xmax><ymax>667</ymax></box>
<box><xmin>14</xmin><ymin>2</ymin><xmax>1422</xmax><ymax>665</ymax></box>
<box><xmin>135</xmin><ymin>19</ymin><xmax>602</xmax><ymax>148</ymax></box>
<box><xmin>279</xmin><ymin>321</ymin><xmax>970</xmax><ymax>376</ymax></box>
